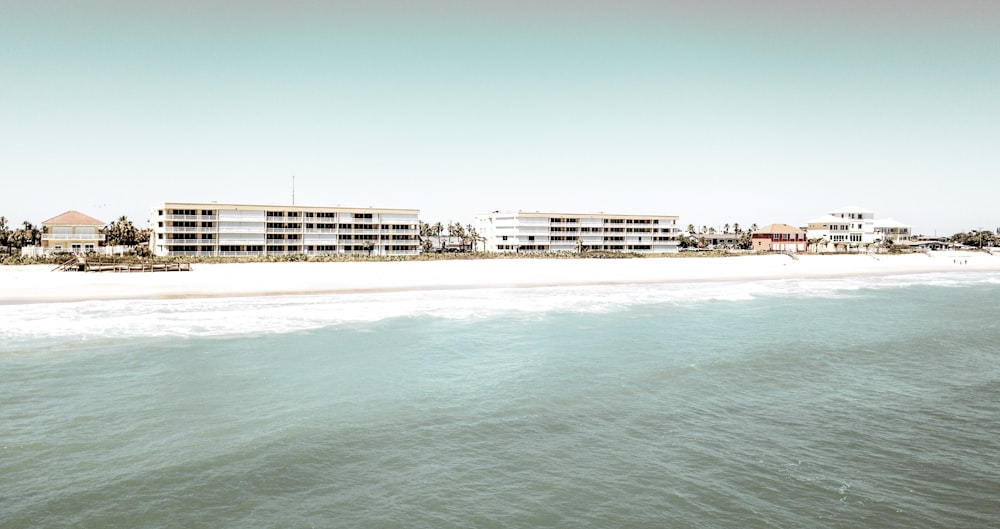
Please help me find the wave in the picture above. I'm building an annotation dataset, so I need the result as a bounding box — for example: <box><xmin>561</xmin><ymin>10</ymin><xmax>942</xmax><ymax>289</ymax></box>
<box><xmin>2</xmin><ymin>272</ymin><xmax>998</xmax><ymax>345</ymax></box>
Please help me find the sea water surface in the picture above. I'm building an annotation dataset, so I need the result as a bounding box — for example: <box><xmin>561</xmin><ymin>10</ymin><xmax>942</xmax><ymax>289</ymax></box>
<box><xmin>2</xmin><ymin>273</ymin><xmax>999</xmax><ymax>528</ymax></box>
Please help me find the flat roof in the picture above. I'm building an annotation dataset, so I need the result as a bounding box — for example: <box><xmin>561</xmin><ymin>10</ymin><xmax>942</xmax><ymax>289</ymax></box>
<box><xmin>828</xmin><ymin>206</ymin><xmax>874</xmax><ymax>214</ymax></box>
<box><xmin>479</xmin><ymin>210</ymin><xmax>679</xmax><ymax>219</ymax></box>
<box><xmin>153</xmin><ymin>201</ymin><xmax>419</xmax><ymax>215</ymax></box>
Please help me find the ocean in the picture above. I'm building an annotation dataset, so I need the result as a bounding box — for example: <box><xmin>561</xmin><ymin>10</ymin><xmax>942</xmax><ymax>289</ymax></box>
<box><xmin>2</xmin><ymin>272</ymin><xmax>999</xmax><ymax>528</ymax></box>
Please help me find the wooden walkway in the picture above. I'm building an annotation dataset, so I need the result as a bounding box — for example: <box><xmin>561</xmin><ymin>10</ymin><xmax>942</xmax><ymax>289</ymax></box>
<box><xmin>53</xmin><ymin>256</ymin><xmax>192</xmax><ymax>272</ymax></box>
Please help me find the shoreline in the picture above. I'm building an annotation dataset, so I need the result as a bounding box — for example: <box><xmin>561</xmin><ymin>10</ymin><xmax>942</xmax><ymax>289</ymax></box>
<box><xmin>1</xmin><ymin>251</ymin><xmax>998</xmax><ymax>304</ymax></box>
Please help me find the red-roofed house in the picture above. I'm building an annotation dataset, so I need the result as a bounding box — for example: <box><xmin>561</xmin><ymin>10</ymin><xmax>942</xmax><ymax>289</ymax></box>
<box><xmin>751</xmin><ymin>224</ymin><xmax>807</xmax><ymax>253</ymax></box>
<box><xmin>41</xmin><ymin>211</ymin><xmax>105</xmax><ymax>253</ymax></box>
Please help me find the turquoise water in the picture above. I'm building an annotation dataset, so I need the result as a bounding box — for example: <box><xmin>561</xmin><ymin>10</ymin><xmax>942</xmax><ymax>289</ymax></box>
<box><xmin>3</xmin><ymin>273</ymin><xmax>999</xmax><ymax>528</ymax></box>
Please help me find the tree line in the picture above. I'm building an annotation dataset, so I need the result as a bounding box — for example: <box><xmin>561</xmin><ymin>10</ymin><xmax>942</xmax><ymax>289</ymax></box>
<box><xmin>951</xmin><ymin>229</ymin><xmax>998</xmax><ymax>248</ymax></box>
<box><xmin>679</xmin><ymin>223</ymin><xmax>759</xmax><ymax>250</ymax></box>
<box><xmin>417</xmin><ymin>221</ymin><xmax>486</xmax><ymax>252</ymax></box>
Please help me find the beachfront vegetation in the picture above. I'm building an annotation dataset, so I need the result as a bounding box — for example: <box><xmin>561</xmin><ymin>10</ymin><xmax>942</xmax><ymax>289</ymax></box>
<box><xmin>680</xmin><ymin>222</ymin><xmax>758</xmax><ymax>250</ymax></box>
<box><xmin>951</xmin><ymin>229</ymin><xmax>998</xmax><ymax>249</ymax></box>
<box><xmin>103</xmin><ymin>216</ymin><xmax>150</xmax><ymax>248</ymax></box>
<box><xmin>0</xmin><ymin>217</ymin><xmax>41</xmax><ymax>256</ymax></box>
<box><xmin>417</xmin><ymin>220</ymin><xmax>485</xmax><ymax>252</ymax></box>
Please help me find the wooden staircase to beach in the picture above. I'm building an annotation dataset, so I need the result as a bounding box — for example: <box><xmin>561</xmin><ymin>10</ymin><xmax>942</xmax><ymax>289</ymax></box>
<box><xmin>52</xmin><ymin>256</ymin><xmax>191</xmax><ymax>272</ymax></box>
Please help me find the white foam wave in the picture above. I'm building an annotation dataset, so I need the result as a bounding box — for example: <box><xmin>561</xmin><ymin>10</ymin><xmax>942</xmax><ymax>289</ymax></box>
<box><xmin>2</xmin><ymin>272</ymin><xmax>998</xmax><ymax>344</ymax></box>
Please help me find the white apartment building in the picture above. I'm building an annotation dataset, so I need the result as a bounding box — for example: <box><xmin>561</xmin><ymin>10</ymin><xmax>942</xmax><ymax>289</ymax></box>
<box><xmin>475</xmin><ymin>211</ymin><xmax>681</xmax><ymax>253</ymax></box>
<box><xmin>149</xmin><ymin>202</ymin><xmax>420</xmax><ymax>257</ymax></box>
<box><xmin>806</xmin><ymin>206</ymin><xmax>876</xmax><ymax>245</ymax></box>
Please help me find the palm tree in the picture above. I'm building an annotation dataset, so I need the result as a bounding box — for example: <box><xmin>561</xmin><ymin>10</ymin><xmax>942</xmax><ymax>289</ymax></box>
<box><xmin>417</xmin><ymin>221</ymin><xmax>434</xmax><ymax>253</ymax></box>
<box><xmin>465</xmin><ymin>224</ymin><xmax>482</xmax><ymax>252</ymax></box>
<box><xmin>21</xmin><ymin>221</ymin><xmax>40</xmax><ymax>247</ymax></box>
<box><xmin>432</xmin><ymin>222</ymin><xmax>444</xmax><ymax>251</ymax></box>
<box><xmin>724</xmin><ymin>223</ymin><xmax>730</xmax><ymax>234</ymax></box>
<box><xmin>0</xmin><ymin>216</ymin><xmax>10</xmax><ymax>251</ymax></box>
<box><xmin>105</xmin><ymin>216</ymin><xmax>139</xmax><ymax>247</ymax></box>
<box><xmin>7</xmin><ymin>228</ymin><xmax>25</xmax><ymax>254</ymax></box>
<box><xmin>686</xmin><ymin>224</ymin><xmax>695</xmax><ymax>234</ymax></box>
<box><xmin>448</xmin><ymin>222</ymin><xmax>466</xmax><ymax>251</ymax></box>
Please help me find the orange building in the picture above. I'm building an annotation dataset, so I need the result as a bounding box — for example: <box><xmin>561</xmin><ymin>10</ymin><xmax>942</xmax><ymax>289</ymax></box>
<box><xmin>41</xmin><ymin>211</ymin><xmax>105</xmax><ymax>253</ymax></box>
<box><xmin>751</xmin><ymin>224</ymin><xmax>807</xmax><ymax>253</ymax></box>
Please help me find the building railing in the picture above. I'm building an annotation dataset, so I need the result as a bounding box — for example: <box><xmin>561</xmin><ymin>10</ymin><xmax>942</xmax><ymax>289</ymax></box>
<box><xmin>163</xmin><ymin>227</ymin><xmax>216</xmax><ymax>233</ymax></box>
<box><xmin>164</xmin><ymin>214</ymin><xmax>218</xmax><ymax>221</ymax></box>
<box><xmin>162</xmin><ymin>249</ymin><xmax>423</xmax><ymax>257</ymax></box>
<box><xmin>212</xmin><ymin>227</ymin><xmax>265</xmax><ymax>234</ymax></box>
<box><xmin>42</xmin><ymin>234</ymin><xmax>105</xmax><ymax>241</ymax></box>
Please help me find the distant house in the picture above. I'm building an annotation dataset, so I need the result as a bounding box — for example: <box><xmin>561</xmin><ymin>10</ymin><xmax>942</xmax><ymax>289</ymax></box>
<box><xmin>751</xmin><ymin>224</ymin><xmax>807</xmax><ymax>253</ymax></box>
<box><xmin>695</xmin><ymin>232</ymin><xmax>738</xmax><ymax>249</ymax></box>
<box><xmin>806</xmin><ymin>206</ymin><xmax>914</xmax><ymax>251</ymax></box>
<box><xmin>873</xmin><ymin>218</ymin><xmax>913</xmax><ymax>243</ymax></box>
<box><xmin>41</xmin><ymin>211</ymin><xmax>105</xmax><ymax>254</ymax></box>
<box><xmin>910</xmin><ymin>235</ymin><xmax>950</xmax><ymax>251</ymax></box>
<box><xmin>805</xmin><ymin>206</ymin><xmax>876</xmax><ymax>246</ymax></box>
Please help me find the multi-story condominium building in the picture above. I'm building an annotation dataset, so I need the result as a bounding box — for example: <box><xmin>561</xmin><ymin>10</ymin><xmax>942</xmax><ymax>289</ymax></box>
<box><xmin>149</xmin><ymin>202</ymin><xmax>420</xmax><ymax>257</ymax></box>
<box><xmin>475</xmin><ymin>211</ymin><xmax>681</xmax><ymax>253</ymax></box>
<box><xmin>751</xmin><ymin>224</ymin><xmax>807</xmax><ymax>253</ymax></box>
<box><xmin>874</xmin><ymin>218</ymin><xmax>912</xmax><ymax>243</ymax></box>
<box><xmin>41</xmin><ymin>210</ymin><xmax>106</xmax><ymax>253</ymax></box>
<box><xmin>805</xmin><ymin>206</ymin><xmax>876</xmax><ymax>245</ymax></box>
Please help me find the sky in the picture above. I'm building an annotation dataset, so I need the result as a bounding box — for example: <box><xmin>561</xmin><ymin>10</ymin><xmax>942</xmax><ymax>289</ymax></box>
<box><xmin>2</xmin><ymin>1</ymin><xmax>998</xmax><ymax>235</ymax></box>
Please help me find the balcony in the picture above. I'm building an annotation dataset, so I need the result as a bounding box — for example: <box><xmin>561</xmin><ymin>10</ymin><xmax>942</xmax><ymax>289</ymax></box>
<box><xmin>43</xmin><ymin>234</ymin><xmax>105</xmax><ymax>241</ymax></box>
<box><xmin>163</xmin><ymin>226</ymin><xmax>216</xmax><ymax>233</ymax></box>
<box><xmin>165</xmin><ymin>214</ymin><xmax>217</xmax><ymax>221</ymax></box>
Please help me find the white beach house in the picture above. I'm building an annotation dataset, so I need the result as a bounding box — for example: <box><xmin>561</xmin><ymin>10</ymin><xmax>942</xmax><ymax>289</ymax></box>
<box><xmin>873</xmin><ymin>218</ymin><xmax>913</xmax><ymax>243</ymax></box>
<box><xmin>149</xmin><ymin>202</ymin><xmax>420</xmax><ymax>257</ymax></box>
<box><xmin>806</xmin><ymin>206</ymin><xmax>914</xmax><ymax>251</ymax></box>
<box><xmin>475</xmin><ymin>211</ymin><xmax>681</xmax><ymax>253</ymax></box>
<box><xmin>805</xmin><ymin>206</ymin><xmax>876</xmax><ymax>246</ymax></box>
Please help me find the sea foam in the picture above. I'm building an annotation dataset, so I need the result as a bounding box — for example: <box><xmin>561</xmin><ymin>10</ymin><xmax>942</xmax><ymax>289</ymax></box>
<box><xmin>1</xmin><ymin>272</ymin><xmax>996</xmax><ymax>345</ymax></box>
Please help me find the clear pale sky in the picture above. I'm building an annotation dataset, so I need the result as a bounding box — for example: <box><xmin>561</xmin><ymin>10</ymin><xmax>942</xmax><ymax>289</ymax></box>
<box><xmin>2</xmin><ymin>1</ymin><xmax>998</xmax><ymax>235</ymax></box>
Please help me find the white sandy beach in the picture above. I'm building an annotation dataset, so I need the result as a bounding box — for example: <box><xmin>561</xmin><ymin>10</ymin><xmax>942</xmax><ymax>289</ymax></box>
<box><xmin>1</xmin><ymin>251</ymin><xmax>998</xmax><ymax>303</ymax></box>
